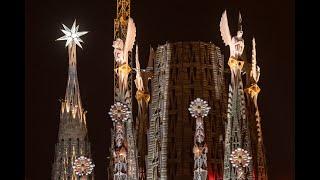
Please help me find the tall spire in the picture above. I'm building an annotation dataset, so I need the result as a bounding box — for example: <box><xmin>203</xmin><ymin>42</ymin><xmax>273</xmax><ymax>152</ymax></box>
<box><xmin>52</xmin><ymin>21</ymin><xmax>94</xmax><ymax>180</ymax></box>
<box><xmin>146</xmin><ymin>46</ymin><xmax>154</xmax><ymax>71</ymax></box>
<box><xmin>110</xmin><ymin>0</ymin><xmax>139</xmax><ymax>179</ymax></box>
<box><xmin>62</xmin><ymin>39</ymin><xmax>84</xmax><ymax>123</ymax></box>
<box><xmin>134</xmin><ymin>44</ymin><xmax>152</xmax><ymax>180</ymax></box>
<box><xmin>245</xmin><ymin>38</ymin><xmax>268</xmax><ymax>180</ymax></box>
<box><xmin>56</xmin><ymin>20</ymin><xmax>89</xmax><ymax>125</ymax></box>
<box><xmin>220</xmin><ymin>11</ymin><xmax>253</xmax><ymax>180</ymax></box>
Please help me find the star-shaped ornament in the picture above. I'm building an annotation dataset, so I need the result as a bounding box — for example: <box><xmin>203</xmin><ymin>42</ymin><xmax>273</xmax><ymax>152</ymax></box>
<box><xmin>56</xmin><ymin>20</ymin><xmax>88</xmax><ymax>48</ymax></box>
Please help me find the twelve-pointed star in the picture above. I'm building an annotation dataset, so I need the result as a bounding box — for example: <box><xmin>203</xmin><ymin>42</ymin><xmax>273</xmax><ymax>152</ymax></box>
<box><xmin>56</xmin><ymin>20</ymin><xmax>88</xmax><ymax>48</ymax></box>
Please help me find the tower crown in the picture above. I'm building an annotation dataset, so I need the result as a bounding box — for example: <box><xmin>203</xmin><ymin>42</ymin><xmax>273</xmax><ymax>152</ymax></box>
<box><xmin>57</xmin><ymin>21</ymin><xmax>89</xmax><ymax>126</ymax></box>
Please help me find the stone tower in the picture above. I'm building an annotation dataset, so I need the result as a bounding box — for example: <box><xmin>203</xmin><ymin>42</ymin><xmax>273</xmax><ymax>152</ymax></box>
<box><xmin>108</xmin><ymin>0</ymin><xmax>139</xmax><ymax>179</ymax></box>
<box><xmin>244</xmin><ymin>38</ymin><xmax>268</xmax><ymax>180</ymax></box>
<box><xmin>146</xmin><ymin>42</ymin><xmax>227</xmax><ymax>180</ymax></box>
<box><xmin>134</xmin><ymin>46</ymin><xmax>154</xmax><ymax>180</ymax></box>
<box><xmin>52</xmin><ymin>23</ymin><xmax>94</xmax><ymax>180</ymax></box>
<box><xmin>221</xmin><ymin>11</ymin><xmax>254</xmax><ymax>180</ymax></box>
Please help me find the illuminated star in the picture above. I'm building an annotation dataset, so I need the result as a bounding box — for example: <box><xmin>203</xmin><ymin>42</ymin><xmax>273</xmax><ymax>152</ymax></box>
<box><xmin>56</xmin><ymin>20</ymin><xmax>88</xmax><ymax>48</ymax></box>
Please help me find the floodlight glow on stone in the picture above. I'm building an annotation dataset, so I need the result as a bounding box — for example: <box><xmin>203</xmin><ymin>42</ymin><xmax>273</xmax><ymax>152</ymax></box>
<box><xmin>108</xmin><ymin>102</ymin><xmax>130</xmax><ymax>122</ymax></box>
<box><xmin>56</xmin><ymin>20</ymin><xmax>88</xmax><ymax>48</ymax></box>
<box><xmin>229</xmin><ymin>148</ymin><xmax>251</xmax><ymax>168</ymax></box>
<box><xmin>188</xmin><ymin>98</ymin><xmax>211</xmax><ymax>118</ymax></box>
<box><xmin>72</xmin><ymin>156</ymin><xmax>95</xmax><ymax>176</ymax></box>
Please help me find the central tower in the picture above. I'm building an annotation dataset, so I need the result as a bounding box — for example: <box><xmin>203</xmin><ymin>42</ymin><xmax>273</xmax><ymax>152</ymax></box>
<box><xmin>146</xmin><ymin>42</ymin><xmax>227</xmax><ymax>180</ymax></box>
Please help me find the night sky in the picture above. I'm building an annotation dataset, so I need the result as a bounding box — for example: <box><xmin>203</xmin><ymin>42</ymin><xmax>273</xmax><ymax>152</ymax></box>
<box><xmin>26</xmin><ymin>0</ymin><xmax>293</xmax><ymax>179</ymax></box>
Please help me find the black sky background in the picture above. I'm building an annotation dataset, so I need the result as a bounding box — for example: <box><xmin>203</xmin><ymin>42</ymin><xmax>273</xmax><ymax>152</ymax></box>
<box><xmin>26</xmin><ymin>0</ymin><xmax>294</xmax><ymax>179</ymax></box>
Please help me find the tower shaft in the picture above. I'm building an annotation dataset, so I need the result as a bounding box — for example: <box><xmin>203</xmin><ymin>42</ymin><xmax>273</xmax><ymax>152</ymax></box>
<box><xmin>134</xmin><ymin>46</ymin><xmax>153</xmax><ymax>180</ymax></box>
<box><xmin>223</xmin><ymin>57</ymin><xmax>253</xmax><ymax>180</ymax></box>
<box><xmin>244</xmin><ymin>38</ymin><xmax>268</xmax><ymax>180</ymax></box>
<box><xmin>111</xmin><ymin>0</ymin><xmax>139</xmax><ymax>179</ymax></box>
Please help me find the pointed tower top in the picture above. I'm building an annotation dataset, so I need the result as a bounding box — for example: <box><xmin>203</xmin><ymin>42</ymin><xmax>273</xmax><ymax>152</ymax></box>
<box><xmin>147</xmin><ymin>46</ymin><xmax>154</xmax><ymax>70</ymax></box>
<box><xmin>238</xmin><ymin>12</ymin><xmax>243</xmax><ymax>32</ymax></box>
<box><xmin>57</xmin><ymin>21</ymin><xmax>88</xmax><ymax>124</ymax></box>
<box><xmin>135</xmin><ymin>44</ymin><xmax>140</xmax><ymax>71</ymax></box>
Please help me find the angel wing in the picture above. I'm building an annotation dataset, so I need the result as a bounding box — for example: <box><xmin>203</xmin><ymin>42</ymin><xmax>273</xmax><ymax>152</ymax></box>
<box><xmin>134</xmin><ymin>45</ymin><xmax>145</xmax><ymax>91</ymax></box>
<box><xmin>123</xmin><ymin>17</ymin><xmax>136</xmax><ymax>63</ymax></box>
<box><xmin>220</xmin><ymin>10</ymin><xmax>232</xmax><ymax>46</ymax></box>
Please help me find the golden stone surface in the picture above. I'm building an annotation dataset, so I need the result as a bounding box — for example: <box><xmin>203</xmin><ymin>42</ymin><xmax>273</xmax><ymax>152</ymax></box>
<box><xmin>228</xmin><ymin>57</ymin><xmax>244</xmax><ymax>70</ymax></box>
<box><xmin>135</xmin><ymin>90</ymin><xmax>150</xmax><ymax>103</ymax></box>
<box><xmin>118</xmin><ymin>63</ymin><xmax>132</xmax><ymax>75</ymax></box>
<box><xmin>245</xmin><ymin>84</ymin><xmax>261</xmax><ymax>98</ymax></box>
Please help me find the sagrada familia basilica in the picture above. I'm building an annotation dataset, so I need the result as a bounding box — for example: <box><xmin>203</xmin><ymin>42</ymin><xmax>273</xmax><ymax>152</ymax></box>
<box><xmin>51</xmin><ymin>0</ymin><xmax>268</xmax><ymax>180</ymax></box>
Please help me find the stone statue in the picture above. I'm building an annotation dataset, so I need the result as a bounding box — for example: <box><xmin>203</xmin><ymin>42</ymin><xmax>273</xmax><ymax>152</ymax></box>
<box><xmin>220</xmin><ymin>10</ymin><xmax>245</xmax><ymax>60</ymax></box>
<box><xmin>112</xmin><ymin>17</ymin><xmax>136</xmax><ymax>95</ymax></box>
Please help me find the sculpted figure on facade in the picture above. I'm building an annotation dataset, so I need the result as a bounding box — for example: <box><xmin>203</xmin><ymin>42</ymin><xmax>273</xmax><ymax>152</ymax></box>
<box><xmin>113</xmin><ymin>18</ymin><xmax>136</xmax><ymax>96</ymax></box>
<box><xmin>220</xmin><ymin>10</ymin><xmax>245</xmax><ymax>60</ymax></box>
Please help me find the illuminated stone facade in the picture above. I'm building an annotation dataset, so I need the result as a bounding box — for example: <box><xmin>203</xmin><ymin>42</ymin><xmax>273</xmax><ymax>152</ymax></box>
<box><xmin>50</xmin><ymin>0</ymin><xmax>269</xmax><ymax>179</ymax></box>
<box><xmin>146</xmin><ymin>42</ymin><xmax>227</xmax><ymax>180</ymax></box>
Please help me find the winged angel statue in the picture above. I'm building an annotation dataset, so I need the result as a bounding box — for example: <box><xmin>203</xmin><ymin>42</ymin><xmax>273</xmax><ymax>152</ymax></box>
<box><xmin>220</xmin><ymin>10</ymin><xmax>245</xmax><ymax>60</ymax></box>
<box><xmin>113</xmin><ymin>17</ymin><xmax>136</xmax><ymax>96</ymax></box>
